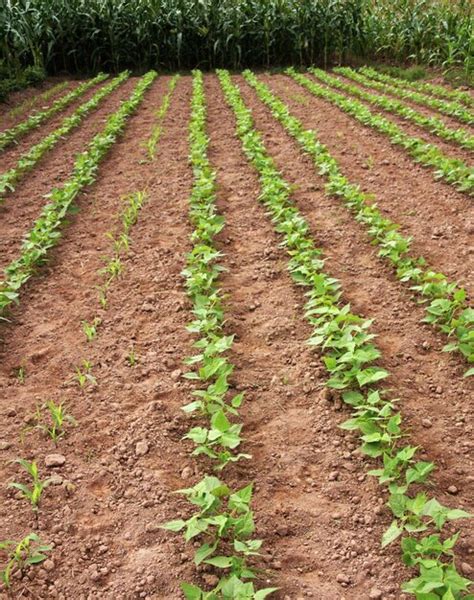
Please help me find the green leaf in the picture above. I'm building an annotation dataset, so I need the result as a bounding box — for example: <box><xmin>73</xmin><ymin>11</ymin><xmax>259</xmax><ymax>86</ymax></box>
<box><xmin>204</xmin><ymin>555</ymin><xmax>233</xmax><ymax>568</ymax></box>
<box><xmin>181</xmin><ymin>582</ymin><xmax>203</xmax><ymax>600</ymax></box>
<box><xmin>161</xmin><ymin>519</ymin><xmax>186</xmax><ymax>532</ymax></box>
<box><xmin>382</xmin><ymin>521</ymin><xmax>403</xmax><ymax>547</ymax></box>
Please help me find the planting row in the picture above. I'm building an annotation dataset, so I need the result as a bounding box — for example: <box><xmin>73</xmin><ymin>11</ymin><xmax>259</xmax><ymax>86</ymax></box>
<box><xmin>0</xmin><ymin>73</ymin><xmax>108</xmax><ymax>152</ymax></box>
<box><xmin>218</xmin><ymin>69</ymin><xmax>473</xmax><ymax>599</ymax></box>
<box><xmin>358</xmin><ymin>67</ymin><xmax>474</xmax><ymax>126</ymax></box>
<box><xmin>318</xmin><ymin>68</ymin><xmax>474</xmax><ymax>151</ymax></box>
<box><xmin>0</xmin><ymin>71</ymin><xmax>157</xmax><ymax>317</ymax></box>
<box><xmin>359</xmin><ymin>68</ymin><xmax>473</xmax><ymax>108</ymax></box>
<box><xmin>6</xmin><ymin>81</ymin><xmax>70</xmax><ymax>121</ymax></box>
<box><xmin>162</xmin><ymin>70</ymin><xmax>276</xmax><ymax>600</ymax></box>
<box><xmin>1</xmin><ymin>76</ymin><xmax>180</xmax><ymax>594</ymax></box>
<box><xmin>288</xmin><ymin>70</ymin><xmax>473</xmax><ymax>195</ymax></box>
<box><xmin>242</xmin><ymin>71</ymin><xmax>473</xmax><ymax>376</ymax></box>
<box><xmin>0</xmin><ymin>72</ymin><xmax>129</xmax><ymax>202</ymax></box>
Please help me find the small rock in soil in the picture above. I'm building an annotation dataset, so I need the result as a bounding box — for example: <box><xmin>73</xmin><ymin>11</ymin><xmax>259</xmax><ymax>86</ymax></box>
<box><xmin>447</xmin><ymin>485</ymin><xmax>458</xmax><ymax>495</ymax></box>
<box><xmin>43</xmin><ymin>559</ymin><xmax>55</xmax><ymax>572</ymax></box>
<box><xmin>369</xmin><ymin>589</ymin><xmax>383</xmax><ymax>599</ymax></box>
<box><xmin>181</xmin><ymin>466</ymin><xmax>193</xmax><ymax>479</ymax></box>
<box><xmin>421</xmin><ymin>418</ymin><xmax>432</xmax><ymax>428</ymax></box>
<box><xmin>461</xmin><ymin>562</ymin><xmax>473</xmax><ymax>576</ymax></box>
<box><xmin>135</xmin><ymin>441</ymin><xmax>149</xmax><ymax>456</ymax></box>
<box><xmin>336</xmin><ymin>572</ymin><xmax>351</xmax><ymax>585</ymax></box>
<box><xmin>45</xmin><ymin>454</ymin><xmax>66</xmax><ymax>468</ymax></box>
<box><xmin>0</xmin><ymin>441</ymin><xmax>11</xmax><ymax>451</ymax></box>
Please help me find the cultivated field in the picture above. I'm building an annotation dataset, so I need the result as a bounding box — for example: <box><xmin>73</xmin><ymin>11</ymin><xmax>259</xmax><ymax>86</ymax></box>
<box><xmin>0</xmin><ymin>68</ymin><xmax>473</xmax><ymax>599</ymax></box>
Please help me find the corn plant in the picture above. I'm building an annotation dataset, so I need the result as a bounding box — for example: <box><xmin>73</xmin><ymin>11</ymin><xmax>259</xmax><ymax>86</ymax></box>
<box><xmin>81</xmin><ymin>318</ymin><xmax>101</xmax><ymax>342</ymax></box>
<box><xmin>8</xmin><ymin>460</ymin><xmax>51</xmax><ymax>518</ymax></box>
<box><xmin>0</xmin><ymin>71</ymin><xmax>157</xmax><ymax>320</ymax></box>
<box><xmin>13</xmin><ymin>365</ymin><xmax>26</xmax><ymax>384</ymax></box>
<box><xmin>34</xmin><ymin>400</ymin><xmax>76</xmax><ymax>445</ymax></box>
<box><xmin>0</xmin><ymin>533</ymin><xmax>51</xmax><ymax>590</ymax></box>
<box><xmin>218</xmin><ymin>68</ymin><xmax>472</xmax><ymax>600</ymax></box>
<box><xmin>75</xmin><ymin>359</ymin><xmax>96</xmax><ymax>388</ymax></box>
<box><xmin>242</xmin><ymin>71</ymin><xmax>473</xmax><ymax>375</ymax></box>
<box><xmin>0</xmin><ymin>73</ymin><xmax>109</xmax><ymax>152</ymax></box>
<box><xmin>144</xmin><ymin>73</ymin><xmax>180</xmax><ymax>160</ymax></box>
<box><xmin>0</xmin><ymin>0</ymin><xmax>471</xmax><ymax>73</ymax></box>
<box><xmin>0</xmin><ymin>72</ymin><xmax>129</xmax><ymax>202</ymax></box>
<box><xmin>127</xmin><ymin>346</ymin><xmax>138</xmax><ymax>366</ymax></box>
<box><xmin>288</xmin><ymin>69</ymin><xmax>474</xmax><ymax>195</ymax></box>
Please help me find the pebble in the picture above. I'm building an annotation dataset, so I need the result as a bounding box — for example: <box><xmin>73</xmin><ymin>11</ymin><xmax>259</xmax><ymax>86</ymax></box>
<box><xmin>421</xmin><ymin>418</ymin><xmax>432</xmax><ymax>428</ymax></box>
<box><xmin>369</xmin><ymin>589</ymin><xmax>383</xmax><ymax>599</ymax></box>
<box><xmin>45</xmin><ymin>454</ymin><xmax>66</xmax><ymax>468</ymax></box>
<box><xmin>447</xmin><ymin>485</ymin><xmax>459</xmax><ymax>495</ymax></box>
<box><xmin>43</xmin><ymin>559</ymin><xmax>55</xmax><ymax>572</ymax></box>
<box><xmin>135</xmin><ymin>441</ymin><xmax>149</xmax><ymax>457</ymax></box>
<box><xmin>0</xmin><ymin>441</ymin><xmax>11</xmax><ymax>451</ymax></box>
<box><xmin>180</xmin><ymin>466</ymin><xmax>193</xmax><ymax>479</ymax></box>
<box><xmin>461</xmin><ymin>562</ymin><xmax>473</xmax><ymax>576</ymax></box>
<box><xmin>336</xmin><ymin>572</ymin><xmax>351</xmax><ymax>585</ymax></box>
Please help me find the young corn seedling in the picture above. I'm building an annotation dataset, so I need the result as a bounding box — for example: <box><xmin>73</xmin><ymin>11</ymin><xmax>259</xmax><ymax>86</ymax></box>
<box><xmin>81</xmin><ymin>317</ymin><xmax>101</xmax><ymax>342</ymax></box>
<box><xmin>0</xmin><ymin>533</ymin><xmax>51</xmax><ymax>591</ymax></box>
<box><xmin>13</xmin><ymin>365</ymin><xmax>26</xmax><ymax>384</ymax></box>
<box><xmin>35</xmin><ymin>400</ymin><xmax>76</xmax><ymax>445</ymax></box>
<box><xmin>75</xmin><ymin>359</ymin><xmax>96</xmax><ymax>388</ymax></box>
<box><xmin>8</xmin><ymin>459</ymin><xmax>50</xmax><ymax>521</ymax></box>
<box><xmin>127</xmin><ymin>346</ymin><xmax>138</xmax><ymax>367</ymax></box>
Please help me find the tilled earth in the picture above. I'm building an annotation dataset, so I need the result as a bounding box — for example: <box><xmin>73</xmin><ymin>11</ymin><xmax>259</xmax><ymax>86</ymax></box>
<box><xmin>0</xmin><ymin>73</ymin><xmax>472</xmax><ymax>600</ymax></box>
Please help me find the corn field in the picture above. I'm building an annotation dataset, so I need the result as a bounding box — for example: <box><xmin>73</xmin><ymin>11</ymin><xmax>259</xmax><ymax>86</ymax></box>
<box><xmin>0</xmin><ymin>0</ymin><xmax>472</xmax><ymax>73</ymax></box>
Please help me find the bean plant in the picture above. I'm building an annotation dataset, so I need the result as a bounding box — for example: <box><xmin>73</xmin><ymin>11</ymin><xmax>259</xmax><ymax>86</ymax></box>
<box><xmin>162</xmin><ymin>70</ymin><xmax>276</xmax><ymax>600</ymax></box>
<box><xmin>242</xmin><ymin>70</ymin><xmax>473</xmax><ymax>375</ymax></box>
<box><xmin>0</xmin><ymin>71</ymin><xmax>157</xmax><ymax>319</ymax></box>
<box><xmin>290</xmin><ymin>69</ymin><xmax>474</xmax><ymax>195</ymax></box>
<box><xmin>218</xmin><ymin>68</ymin><xmax>472</xmax><ymax>600</ymax></box>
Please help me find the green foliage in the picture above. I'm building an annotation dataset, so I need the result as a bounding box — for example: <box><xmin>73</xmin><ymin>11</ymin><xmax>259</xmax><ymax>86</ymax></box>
<box><xmin>243</xmin><ymin>70</ymin><xmax>473</xmax><ymax>374</ymax></box>
<box><xmin>0</xmin><ymin>0</ymin><xmax>471</xmax><ymax>72</ymax></box>
<box><xmin>144</xmin><ymin>74</ymin><xmax>180</xmax><ymax>160</ymax></box>
<box><xmin>0</xmin><ymin>71</ymin><xmax>157</xmax><ymax>318</ymax></box>
<box><xmin>7</xmin><ymin>80</ymin><xmax>70</xmax><ymax>119</ymax></box>
<box><xmin>0</xmin><ymin>533</ymin><xmax>51</xmax><ymax>589</ymax></box>
<box><xmin>218</xmin><ymin>68</ymin><xmax>472</xmax><ymax>599</ymax></box>
<box><xmin>0</xmin><ymin>72</ymin><xmax>129</xmax><ymax>202</ymax></box>
<box><xmin>0</xmin><ymin>73</ymin><xmax>108</xmax><ymax>152</ymax></box>
<box><xmin>34</xmin><ymin>399</ymin><xmax>76</xmax><ymax>444</ymax></box>
<box><xmin>162</xmin><ymin>70</ymin><xmax>274</xmax><ymax>599</ymax></box>
<box><xmin>329</xmin><ymin>67</ymin><xmax>474</xmax><ymax>150</ymax></box>
<box><xmin>8</xmin><ymin>459</ymin><xmax>50</xmax><ymax>513</ymax></box>
<box><xmin>0</xmin><ymin>64</ymin><xmax>45</xmax><ymax>102</ymax></box>
<box><xmin>291</xmin><ymin>69</ymin><xmax>474</xmax><ymax>195</ymax></box>
<box><xmin>358</xmin><ymin>67</ymin><xmax>474</xmax><ymax>126</ymax></box>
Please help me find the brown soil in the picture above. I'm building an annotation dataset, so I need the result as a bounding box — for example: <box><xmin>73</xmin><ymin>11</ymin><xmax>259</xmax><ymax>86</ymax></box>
<box><xmin>0</xmin><ymin>73</ymin><xmax>472</xmax><ymax>600</ymax></box>
<box><xmin>0</xmin><ymin>77</ymin><xmax>136</xmax><ymax>273</ymax></box>
<box><xmin>262</xmin><ymin>74</ymin><xmax>474</xmax><ymax>296</ymax></box>
<box><xmin>0</xmin><ymin>78</ymin><xmax>74</xmax><ymax>132</ymax></box>
<box><xmin>319</xmin><ymin>72</ymin><xmax>474</xmax><ymax>166</ymax></box>
<box><xmin>338</xmin><ymin>72</ymin><xmax>474</xmax><ymax>135</ymax></box>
